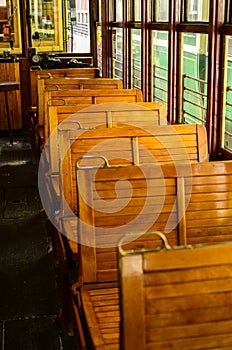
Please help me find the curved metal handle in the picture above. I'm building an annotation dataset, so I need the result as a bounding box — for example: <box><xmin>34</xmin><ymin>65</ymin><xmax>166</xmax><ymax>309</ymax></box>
<box><xmin>38</xmin><ymin>73</ymin><xmax>53</xmax><ymax>79</ymax></box>
<box><xmin>58</xmin><ymin>120</ymin><xmax>96</xmax><ymax>131</ymax></box>
<box><xmin>47</xmin><ymin>98</ymin><xmax>66</xmax><ymax>106</ymax></box>
<box><xmin>76</xmin><ymin>155</ymin><xmax>110</xmax><ymax>170</ymax></box>
<box><xmin>46</xmin><ymin>84</ymin><xmax>60</xmax><ymax>91</ymax></box>
<box><xmin>30</xmin><ymin>66</ymin><xmax>42</xmax><ymax>71</ymax></box>
<box><xmin>118</xmin><ymin>231</ymin><xmax>171</xmax><ymax>256</ymax></box>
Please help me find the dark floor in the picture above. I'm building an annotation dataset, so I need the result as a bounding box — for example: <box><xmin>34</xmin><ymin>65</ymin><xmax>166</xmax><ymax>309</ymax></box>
<box><xmin>0</xmin><ymin>132</ymin><xmax>76</xmax><ymax>349</ymax></box>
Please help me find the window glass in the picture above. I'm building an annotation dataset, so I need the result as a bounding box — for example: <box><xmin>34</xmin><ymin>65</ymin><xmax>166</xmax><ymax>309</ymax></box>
<box><xmin>116</xmin><ymin>0</ymin><xmax>123</xmax><ymax>21</ymax></box>
<box><xmin>223</xmin><ymin>36</ymin><xmax>232</xmax><ymax>152</ymax></box>
<box><xmin>134</xmin><ymin>0</ymin><xmax>141</xmax><ymax>21</ymax></box>
<box><xmin>30</xmin><ymin>0</ymin><xmax>63</xmax><ymax>51</ymax></box>
<box><xmin>0</xmin><ymin>0</ymin><xmax>22</xmax><ymax>54</ymax></box>
<box><xmin>152</xmin><ymin>31</ymin><xmax>168</xmax><ymax>105</ymax></box>
<box><xmin>181</xmin><ymin>33</ymin><xmax>208</xmax><ymax>125</ymax></box>
<box><xmin>29</xmin><ymin>0</ymin><xmax>91</xmax><ymax>53</ymax></box>
<box><xmin>113</xmin><ymin>28</ymin><xmax>123</xmax><ymax>80</ymax></box>
<box><xmin>155</xmin><ymin>0</ymin><xmax>169</xmax><ymax>22</ymax></box>
<box><xmin>97</xmin><ymin>23</ymin><xmax>102</xmax><ymax>75</ymax></box>
<box><xmin>187</xmin><ymin>0</ymin><xmax>209</xmax><ymax>22</ymax></box>
<box><xmin>68</xmin><ymin>0</ymin><xmax>90</xmax><ymax>53</ymax></box>
<box><xmin>131</xmin><ymin>29</ymin><xmax>141</xmax><ymax>89</ymax></box>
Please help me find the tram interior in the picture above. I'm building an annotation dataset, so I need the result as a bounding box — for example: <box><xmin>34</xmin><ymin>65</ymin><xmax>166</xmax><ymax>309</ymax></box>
<box><xmin>0</xmin><ymin>0</ymin><xmax>232</xmax><ymax>348</ymax></box>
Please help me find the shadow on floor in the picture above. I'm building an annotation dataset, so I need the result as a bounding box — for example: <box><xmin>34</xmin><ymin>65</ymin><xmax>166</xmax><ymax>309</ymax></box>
<box><xmin>0</xmin><ymin>133</ymin><xmax>77</xmax><ymax>349</ymax></box>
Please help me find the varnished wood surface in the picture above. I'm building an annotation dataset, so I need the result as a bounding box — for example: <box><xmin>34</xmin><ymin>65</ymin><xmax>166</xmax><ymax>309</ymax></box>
<box><xmin>0</xmin><ymin>62</ymin><xmax>22</xmax><ymax>130</ymax></box>
<box><xmin>70</xmin><ymin>160</ymin><xmax>232</xmax><ymax>349</ymax></box>
<box><xmin>30</xmin><ymin>67</ymin><xmax>100</xmax><ymax>109</ymax></box>
<box><xmin>120</xmin><ymin>240</ymin><xmax>232</xmax><ymax>349</ymax></box>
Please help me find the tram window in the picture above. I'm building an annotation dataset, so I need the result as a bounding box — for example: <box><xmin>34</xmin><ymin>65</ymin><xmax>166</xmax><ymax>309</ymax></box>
<box><xmin>153</xmin><ymin>0</ymin><xmax>169</xmax><ymax>22</ymax></box>
<box><xmin>0</xmin><ymin>0</ymin><xmax>22</xmax><ymax>54</ymax></box>
<box><xmin>152</xmin><ymin>31</ymin><xmax>168</xmax><ymax>106</ymax></box>
<box><xmin>180</xmin><ymin>33</ymin><xmax>208</xmax><ymax>125</ymax></box>
<box><xmin>186</xmin><ymin>0</ymin><xmax>209</xmax><ymax>22</ymax></box>
<box><xmin>131</xmin><ymin>29</ymin><xmax>141</xmax><ymax>89</ymax></box>
<box><xmin>29</xmin><ymin>0</ymin><xmax>63</xmax><ymax>51</ymax></box>
<box><xmin>222</xmin><ymin>36</ymin><xmax>232</xmax><ymax>153</ymax></box>
<box><xmin>133</xmin><ymin>0</ymin><xmax>141</xmax><ymax>21</ymax></box>
<box><xmin>29</xmin><ymin>0</ymin><xmax>90</xmax><ymax>53</ymax></box>
<box><xmin>115</xmin><ymin>0</ymin><xmax>123</xmax><ymax>21</ymax></box>
<box><xmin>113</xmin><ymin>28</ymin><xmax>123</xmax><ymax>81</ymax></box>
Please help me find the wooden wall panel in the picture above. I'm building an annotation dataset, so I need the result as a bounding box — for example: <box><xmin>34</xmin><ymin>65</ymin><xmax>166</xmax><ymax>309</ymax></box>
<box><xmin>0</xmin><ymin>62</ymin><xmax>22</xmax><ymax>130</ymax></box>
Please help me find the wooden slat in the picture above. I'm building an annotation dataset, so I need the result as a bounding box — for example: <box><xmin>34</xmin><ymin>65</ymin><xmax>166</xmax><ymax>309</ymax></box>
<box><xmin>119</xmin><ymin>240</ymin><xmax>232</xmax><ymax>349</ymax></box>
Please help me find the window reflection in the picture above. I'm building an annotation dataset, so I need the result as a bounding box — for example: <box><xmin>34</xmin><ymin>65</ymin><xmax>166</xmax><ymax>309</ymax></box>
<box><xmin>0</xmin><ymin>0</ymin><xmax>21</xmax><ymax>53</ymax></box>
<box><xmin>155</xmin><ymin>0</ymin><xmax>169</xmax><ymax>22</ymax></box>
<box><xmin>152</xmin><ymin>31</ymin><xmax>168</xmax><ymax>105</ymax></box>
<box><xmin>223</xmin><ymin>36</ymin><xmax>232</xmax><ymax>152</ymax></box>
<box><xmin>30</xmin><ymin>0</ymin><xmax>63</xmax><ymax>51</ymax></box>
<box><xmin>131</xmin><ymin>29</ymin><xmax>141</xmax><ymax>89</ymax></box>
<box><xmin>113</xmin><ymin>28</ymin><xmax>123</xmax><ymax>80</ymax></box>
<box><xmin>187</xmin><ymin>0</ymin><xmax>209</xmax><ymax>22</ymax></box>
<box><xmin>181</xmin><ymin>33</ymin><xmax>208</xmax><ymax>125</ymax></box>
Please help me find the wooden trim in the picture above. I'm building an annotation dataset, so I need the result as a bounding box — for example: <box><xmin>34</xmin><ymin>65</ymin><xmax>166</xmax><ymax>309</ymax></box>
<box><xmin>120</xmin><ymin>254</ymin><xmax>146</xmax><ymax>350</ymax></box>
<box><xmin>177</xmin><ymin>176</ymin><xmax>187</xmax><ymax>245</ymax></box>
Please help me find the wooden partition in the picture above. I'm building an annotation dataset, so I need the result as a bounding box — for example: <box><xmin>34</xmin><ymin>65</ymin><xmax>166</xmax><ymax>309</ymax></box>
<box><xmin>119</xmin><ymin>234</ymin><xmax>232</xmax><ymax>350</ymax></box>
<box><xmin>0</xmin><ymin>62</ymin><xmax>22</xmax><ymax>130</ymax></box>
<box><xmin>30</xmin><ymin>67</ymin><xmax>100</xmax><ymax>110</ymax></box>
<box><xmin>69</xmin><ymin>160</ymin><xmax>232</xmax><ymax>349</ymax></box>
<box><xmin>38</xmin><ymin>89</ymin><xmax>143</xmax><ymax>147</ymax></box>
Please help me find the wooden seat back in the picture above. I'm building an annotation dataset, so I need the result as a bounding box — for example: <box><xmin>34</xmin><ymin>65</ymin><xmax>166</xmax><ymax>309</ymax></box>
<box><xmin>37</xmin><ymin>78</ymin><xmax>123</xmax><ymax>134</ymax></box>
<box><xmin>30</xmin><ymin>67</ymin><xmax>100</xmax><ymax>109</ymax></box>
<box><xmin>47</xmin><ymin>101</ymin><xmax>167</xmax><ymax>140</ymax></box>
<box><xmin>58</xmin><ymin>124</ymin><xmax>208</xmax><ymax>215</ymax></box>
<box><xmin>119</xmin><ymin>234</ymin><xmax>232</xmax><ymax>350</ymax></box>
<box><xmin>39</xmin><ymin>89</ymin><xmax>143</xmax><ymax>143</ymax></box>
<box><xmin>68</xmin><ymin>161</ymin><xmax>232</xmax><ymax>349</ymax></box>
<box><xmin>45</xmin><ymin>101</ymin><xmax>167</xmax><ymax>161</ymax></box>
<box><xmin>65</xmin><ymin>159</ymin><xmax>232</xmax><ymax>286</ymax></box>
<box><xmin>38</xmin><ymin>77</ymin><xmax>123</xmax><ymax>92</ymax></box>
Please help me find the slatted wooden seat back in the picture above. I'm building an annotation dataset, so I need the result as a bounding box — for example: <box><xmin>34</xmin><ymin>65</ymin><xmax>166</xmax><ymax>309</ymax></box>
<box><xmin>45</xmin><ymin>102</ymin><xmax>167</xmax><ymax>155</ymax></box>
<box><xmin>69</xmin><ymin>160</ymin><xmax>232</xmax><ymax>349</ymax></box>
<box><xmin>37</xmin><ymin>78</ymin><xmax>123</xmax><ymax>133</ymax></box>
<box><xmin>39</xmin><ymin>89</ymin><xmax>143</xmax><ymax>144</ymax></box>
<box><xmin>59</xmin><ymin>124</ymin><xmax>208</xmax><ymax>215</ymax></box>
<box><xmin>119</xmin><ymin>235</ymin><xmax>232</xmax><ymax>350</ymax></box>
<box><xmin>39</xmin><ymin>77</ymin><xmax>123</xmax><ymax>92</ymax></box>
<box><xmin>30</xmin><ymin>67</ymin><xmax>100</xmax><ymax>109</ymax></box>
<box><xmin>48</xmin><ymin>101</ymin><xmax>167</xmax><ymax>137</ymax></box>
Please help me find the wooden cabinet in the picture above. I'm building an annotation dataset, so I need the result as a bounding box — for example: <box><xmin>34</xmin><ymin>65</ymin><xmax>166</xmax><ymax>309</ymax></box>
<box><xmin>0</xmin><ymin>62</ymin><xmax>22</xmax><ymax>130</ymax></box>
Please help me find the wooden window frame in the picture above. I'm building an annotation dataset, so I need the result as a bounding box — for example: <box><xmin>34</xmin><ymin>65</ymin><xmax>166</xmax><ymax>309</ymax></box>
<box><xmin>101</xmin><ymin>0</ymin><xmax>232</xmax><ymax>159</ymax></box>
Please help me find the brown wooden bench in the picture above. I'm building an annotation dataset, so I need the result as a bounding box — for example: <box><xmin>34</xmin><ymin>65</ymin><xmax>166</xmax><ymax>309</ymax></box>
<box><xmin>37</xmin><ymin>77</ymin><xmax>123</xmax><ymax>134</ymax></box>
<box><xmin>46</xmin><ymin>101</ymin><xmax>167</xmax><ymax>141</ymax></box>
<box><xmin>29</xmin><ymin>67</ymin><xmax>100</xmax><ymax>160</ymax></box>
<box><xmin>119</xmin><ymin>232</ymin><xmax>232</xmax><ymax>350</ymax></box>
<box><xmin>44</xmin><ymin>101</ymin><xmax>167</xmax><ymax>171</ymax></box>
<box><xmin>58</xmin><ymin>124</ymin><xmax>208</xmax><ymax>216</ymax></box>
<box><xmin>47</xmin><ymin>122</ymin><xmax>208</xmax><ymax>335</ymax></box>
<box><xmin>30</xmin><ymin>67</ymin><xmax>100</xmax><ymax>110</ymax></box>
<box><xmin>67</xmin><ymin>160</ymin><xmax>232</xmax><ymax>349</ymax></box>
<box><xmin>37</xmin><ymin>89</ymin><xmax>143</xmax><ymax>149</ymax></box>
<box><xmin>46</xmin><ymin>123</ymin><xmax>208</xmax><ymax>262</ymax></box>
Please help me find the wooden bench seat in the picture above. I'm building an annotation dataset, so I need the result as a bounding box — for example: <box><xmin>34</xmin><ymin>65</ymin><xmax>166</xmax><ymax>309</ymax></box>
<box><xmin>44</xmin><ymin>123</ymin><xmax>208</xmax><ymax>265</ymax></box>
<box><xmin>37</xmin><ymin>77</ymin><xmax>123</xmax><ymax>131</ymax></box>
<box><xmin>30</xmin><ymin>67</ymin><xmax>100</xmax><ymax>160</ymax></box>
<box><xmin>46</xmin><ymin>101</ymin><xmax>167</xmax><ymax>142</ymax></box>
<box><xmin>30</xmin><ymin>67</ymin><xmax>100</xmax><ymax>111</ymax></box>
<box><xmin>38</xmin><ymin>77</ymin><xmax>123</xmax><ymax>92</ymax></box>
<box><xmin>38</xmin><ymin>89</ymin><xmax>143</xmax><ymax>149</ymax></box>
<box><xmin>68</xmin><ymin>160</ymin><xmax>232</xmax><ymax>349</ymax></box>
<box><xmin>44</xmin><ymin>101</ymin><xmax>168</xmax><ymax>167</ymax></box>
<box><xmin>119</xmin><ymin>233</ymin><xmax>232</xmax><ymax>350</ymax></box>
